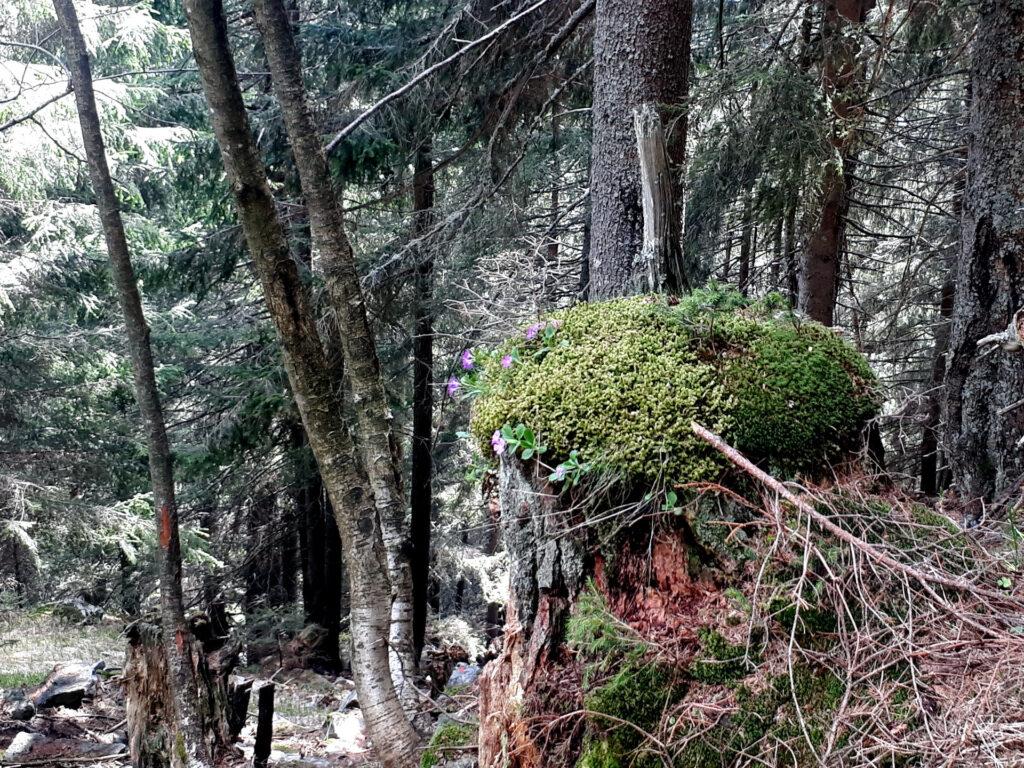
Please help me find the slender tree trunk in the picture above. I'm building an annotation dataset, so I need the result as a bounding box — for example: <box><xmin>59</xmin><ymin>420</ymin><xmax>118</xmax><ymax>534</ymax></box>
<box><xmin>588</xmin><ymin>0</ymin><xmax>693</xmax><ymax>298</ymax></box>
<box><xmin>251</xmin><ymin>0</ymin><xmax>417</xmax><ymax>695</ymax></box>
<box><xmin>920</xmin><ymin>276</ymin><xmax>955</xmax><ymax>496</ymax></box>
<box><xmin>182</xmin><ymin>2</ymin><xmax>421</xmax><ymax>764</ymax></box>
<box><xmin>798</xmin><ymin>0</ymin><xmax>872</xmax><ymax>326</ymax></box>
<box><xmin>737</xmin><ymin>193</ymin><xmax>753</xmax><ymax>296</ymax></box>
<box><xmin>52</xmin><ymin>3</ymin><xmax>211</xmax><ymax>765</ymax></box>
<box><xmin>943</xmin><ymin>0</ymin><xmax>1024</xmax><ymax>508</ymax></box>
<box><xmin>410</xmin><ymin>145</ymin><xmax>435</xmax><ymax>664</ymax></box>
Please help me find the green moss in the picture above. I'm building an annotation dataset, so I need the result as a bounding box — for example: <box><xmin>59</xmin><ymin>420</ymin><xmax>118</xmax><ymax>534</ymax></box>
<box><xmin>581</xmin><ymin>661</ymin><xmax>683</xmax><ymax>768</ymax></box>
<box><xmin>688</xmin><ymin>628</ymin><xmax>753</xmax><ymax>684</ymax></box>
<box><xmin>675</xmin><ymin>667</ymin><xmax>847</xmax><ymax>768</ymax></box>
<box><xmin>420</xmin><ymin>722</ymin><xmax>477</xmax><ymax>768</ymax></box>
<box><xmin>471</xmin><ymin>288</ymin><xmax>877</xmax><ymax>490</ymax></box>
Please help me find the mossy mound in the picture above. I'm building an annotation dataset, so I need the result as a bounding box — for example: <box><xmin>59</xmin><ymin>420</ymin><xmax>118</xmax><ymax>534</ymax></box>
<box><xmin>470</xmin><ymin>287</ymin><xmax>878</xmax><ymax>488</ymax></box>
<box><xmin>420</xmin><ymin>721</ymin><xmax>477</xmax><ymax>768</ymax></box>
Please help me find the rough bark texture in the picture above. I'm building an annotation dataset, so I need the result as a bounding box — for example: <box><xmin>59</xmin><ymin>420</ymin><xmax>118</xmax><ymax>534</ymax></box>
<box><xmin>798</xmin><ymin>0</ymin><xmax>873</xmax><ymax>326</ymax></box>
<box><xmin>124</xmin><ymin>620</ymin><xmax>241</xmax><ymax>768</ymax></box>
<box><xmin>251</xmin><ymin>0</ymin><xmax>417</xmax><ymax>696</ymax></box>
<box><xmin>634</xmin><ymin>103</ymin><xmax>688</xmax><ymax>294</ymax></box>
<box><xmin>478</xmin><ymin>460</ymin><xmax>586</xmax><ymax>767</ymax></box>
<box><xmin>920</xmin><ymin>276</ymin><xmax>955</xmax><ymax>496</ymax></box>
<box><xmin>293</xmin><ymin>427</ymin><xmax>344</xmax><ymax>672</ymax></box>
<box><xmin>410</xmin><ymin>145</ymin><xmax>435</xmax><ymax>663</ymax></box>
<box><xmin>943</xmin><ymin>0</ymin><xmax>1024</xmax><ymax>507</ymax></box>
<box><xmin>181</xmin><ymin>2</ymin><xmax>421</xmax><ymax>764</ymax></box>
<box><xmin>588</xmin><ymin>0</ymin><xmax>692</xmax><ymax>299</ymax></box>
<box><xmin>52</xmin><ymin>3</ymin><xmax>211</xmax><ymax>765</ymax></box>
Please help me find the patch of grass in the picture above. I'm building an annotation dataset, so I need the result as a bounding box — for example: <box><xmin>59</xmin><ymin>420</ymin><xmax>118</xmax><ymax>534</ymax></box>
<box><xmin>0</xmin><ymin>670</ymin><xmax>47</xmax><ymax>689</ymax></box>
<box><xmin>0</xmin><ymin>611</ymin><xmax>124</xmax><ymax>685</ymax></box>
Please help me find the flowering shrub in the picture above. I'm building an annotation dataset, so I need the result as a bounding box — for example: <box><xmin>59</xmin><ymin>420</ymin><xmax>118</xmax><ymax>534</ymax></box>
<box><xmin>467</xmin><ymin>287</ymin><xmax>878</xmax><ymax>488</ymax></box>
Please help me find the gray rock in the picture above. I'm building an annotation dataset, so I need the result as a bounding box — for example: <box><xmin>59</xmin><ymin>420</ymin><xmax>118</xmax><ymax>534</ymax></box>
<box><xmin>31</xmin><ymin>662</ymin><xmax>101</xmax><ymax>709</ymax></box>
<box><xmin>9</xmin><ymin>700</ymin><xmax>34</xmax><ymax>720</ymax></box>
<box><xmin>445</xmin><ymin>662</ymin><xmax>480</xmax><ymax>688</ymax></box>
<box><xmin>51</xmin><ymin>597</ymin><xmax>103</xmax><ymax>625</ymax></box>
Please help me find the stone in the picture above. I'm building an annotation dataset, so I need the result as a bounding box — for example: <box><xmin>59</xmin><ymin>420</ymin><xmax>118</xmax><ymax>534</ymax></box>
<box><xmin>30</xmin><ymin>662</ymin><xmax>101</xmax><ymax>709</ymax></box>
<box><xmin>9</xmin><ymin>700</ymin><xmax>34</xmax><ymax>721</ymax></box>
<box><xmin>446</xmin><ymin>662</ymin><xmax>480</xmax><ymax>688</ymax></box>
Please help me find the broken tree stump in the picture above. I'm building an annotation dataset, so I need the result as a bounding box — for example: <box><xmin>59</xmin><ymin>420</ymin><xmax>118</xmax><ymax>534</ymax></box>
<box><xmin>252</xmin><ymin>681</ymin><xmax>275</xmax><ymax>768</ymax></box>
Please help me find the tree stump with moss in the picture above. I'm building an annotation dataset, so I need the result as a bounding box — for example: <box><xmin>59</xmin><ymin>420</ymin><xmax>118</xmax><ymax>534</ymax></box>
<box><xmin>472</xmin><ymin>291</ymin><xmax>892</xmax><ymax>768</ymax></box>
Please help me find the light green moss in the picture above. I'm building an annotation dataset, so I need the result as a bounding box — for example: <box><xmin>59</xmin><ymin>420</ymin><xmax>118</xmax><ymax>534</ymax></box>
<box><xmin>471</xmin><ymin>287</ymin><xmax>877</xmax><ymax>489</ymax></box>
<box><xmin>420</xmin><ymin>722</ymin><xmax>477</xmax><ymax>768</ymax></box>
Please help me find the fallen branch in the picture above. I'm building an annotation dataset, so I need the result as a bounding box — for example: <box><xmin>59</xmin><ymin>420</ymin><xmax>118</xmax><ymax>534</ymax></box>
<box><xmin>690</xmin><ymin>421</ymin><xmax>1020</xmax><ymax>610</ymax></box>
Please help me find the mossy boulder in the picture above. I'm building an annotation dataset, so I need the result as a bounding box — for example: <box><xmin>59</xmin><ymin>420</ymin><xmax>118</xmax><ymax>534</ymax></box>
<box><xmin>470</xmin><ymin>287</ymin><xmax>878</xmax><ymax>488</ymax></box>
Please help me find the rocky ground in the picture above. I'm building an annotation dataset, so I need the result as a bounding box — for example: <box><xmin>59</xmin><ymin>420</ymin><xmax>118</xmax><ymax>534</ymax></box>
<box><xmin>0</xmin><ymin>610</ymin><xmax>481</xmax><ymax>767</ymax></box>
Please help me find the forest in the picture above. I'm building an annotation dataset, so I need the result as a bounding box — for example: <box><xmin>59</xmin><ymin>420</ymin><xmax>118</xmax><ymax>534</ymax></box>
<box><xmin>1</xmin><ymin>0</ymin><xmax>1023</xmax><ymax>766</ymax></box>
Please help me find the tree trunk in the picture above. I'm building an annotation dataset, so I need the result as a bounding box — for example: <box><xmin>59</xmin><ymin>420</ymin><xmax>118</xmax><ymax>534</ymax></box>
<box><xmin>738</xmin><ymin>193</ymin><xmax>753</xmax><ymax>296</ymax></box>
<box><xmin>920</xmin><ymin>276</ymin><xmax>955</xmax><ymax>497</ymax></box>
<box><xmin>52</xmin><ymin>3</ymin><xmax>211</xmax><ymax>765</ymax></box>
<box><xmin>181</xmin><ymin>2</ymin><xmax>421</xmax><ymax>764</ymax></box>
<box><xmin>251</xmin><ymin>0</ymin><xmax>417</xmax><ymax>696</ymax></box>
<box><xmin>634</xmin><ymin>103</ymin><xmax>688</xmax><ymax>294</ymax></box>
<box><xmin>588</xmin><ymin>0</ymin><xmax>693</xmax><ymax>299</ymax></box>
<box><xmin>293</xmin><ymin>424</ymin><xmax>343</xmax><ymax>672</ymax></box>
<box><xmin>410</xmin><ymin>145</ymin><xmax>435</xmax><ymax>664</ymax></box>
<box><xmin>798</xmin><ymin>0</ymin><xmax>873</xmax><ymax>326</ymax></box>
<box><xmin>943</xmin><ymin>0</ymin><xmax>1024</xmax><ymax>508</ymax></box>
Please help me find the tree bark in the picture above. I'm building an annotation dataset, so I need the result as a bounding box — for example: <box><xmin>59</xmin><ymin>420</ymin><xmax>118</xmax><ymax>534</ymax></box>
<box><xmin>588</xmin><ymin>0</ymin><xmax>693</xmax><ymax>299</ymax></box>
<box><xmin>920</xmin><ymin>276</ymin><xmax>955</xmax><ymax>497</ymax></box>
<box><xmin>798</xmin><ymin>0</ymin><xmax>873</xmax><ymax>326</ymax></box>
<box><xmin>410</xmin><ymin>145</ymin><xmax>435</xmax><ymax>664</ymax></box>
<box><xmin>181</xmin><ymin>2</ymin><xmax>421</xmax><ymax>764</ymax></box>
<box><xmin>293</xmin><ymin>424</ymin><xmax>343</xmax><ymax>672</ymax></box>
<box><xmin>634</xmin><ymin>103</ymin><xmax>688</xmax><ymax>294</ymax></box>
<box><xmin>943</xmin><ymin>0</ymin><xmax>1024</xmax><ymax>507</ymax></box>
<box><xmin>251</xmin><ymin>0</ymin><xmax>417</xmax><ymax>696</ymax></box>
<box><xmin>51</xmin><ymin>3</ymin><xmax>211</xmax><ymax>765</ymax></box>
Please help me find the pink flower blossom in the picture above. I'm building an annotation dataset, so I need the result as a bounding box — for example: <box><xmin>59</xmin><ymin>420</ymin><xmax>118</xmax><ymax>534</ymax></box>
<box><xmin>460</xmin><ymin>349</ymin><xmax>474</xmax><ymax>370</ymax></box>
<box><xmin>501</xmin><ymin>354</ymin><xmax>514</xmax><ymax>369</ymax></box>
<box><xmin>525</xmin><ymin>322</ymin><xmax>544</xmax><ymax>341</ymax></box>
<box><xmin>446</xmin><ymin>377</ymin><xmax>460</xmax><ymax>397</ymax></box>
<box><xmin>491</xmin><ymin>430</ymin><xmax>506</xmax><ymax>455</ymax></box>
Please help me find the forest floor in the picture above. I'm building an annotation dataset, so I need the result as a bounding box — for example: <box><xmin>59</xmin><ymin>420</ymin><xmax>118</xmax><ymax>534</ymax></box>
<box><xmin>0</xmin><ymin>611</ymin><xmax>469</xmax><ymax>767</ymax></box>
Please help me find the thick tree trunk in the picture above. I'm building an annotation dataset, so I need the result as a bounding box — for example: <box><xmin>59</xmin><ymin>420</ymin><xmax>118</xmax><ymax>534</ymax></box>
<box><xmin>182</xmin><ymin>2</ymin><xmax>421</xmax><ymax>764</ymax></box>
<box><xmin>293</xmin><ymin>425</ymin><xmax>343</xmax><ymax>672</ymax></box>
<box><xmin>943</xmin><ymin>0</ymin><xmax>1024</xmax><ymax>507</ymax></box>
<box><xmin>588</xmin><ymin>0</ymin><xmax>692</xmax><ymax>299</ymax></box>
<box><xmin>52</xmin><ymin>3</ymin><xmax>211</xmax><ymax>765</ymax></box>
<box><xmin>410</xmin><ymin>145</ymin><xmax>435</xmax><ymax>664</ymax></box>
<box><xmin>251</xmin><ymin>0</ymin><xmax>417</xmax><ymax>696</ymax></box>
<box><xmin>798</xmin><ymin>0</ymin><xmax>873</xmax><ymax>326</ymax></box>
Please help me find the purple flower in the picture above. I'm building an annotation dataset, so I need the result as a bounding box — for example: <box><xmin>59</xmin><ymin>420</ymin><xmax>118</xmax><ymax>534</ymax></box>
<box><xmin>460</xmin><ymin>349</ymin><xmax>474</xmax><ymax>370</ymax></box>
<box><xmin>525</xmin><ymin>322</ymin><xmax>544</xmax><ymax>341</ymax></box>
<box><xmin>553</xmin><ymin>464</ymin><xmax>567</xmax><ymax>481</ymax></box>
<box><xmin>446</xmin><ymin>377</ymin><xmax>460</xmax><ymax>397</ymax></box>
<box><xmin>501</xmin><ymin>354</ymin><xmax>514</xmax><ymax>369</ymax></box>
<box><xmin>491</xmin><ymin>430</ymin><xmax>506</xmax><ymax>455</ymax></box>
